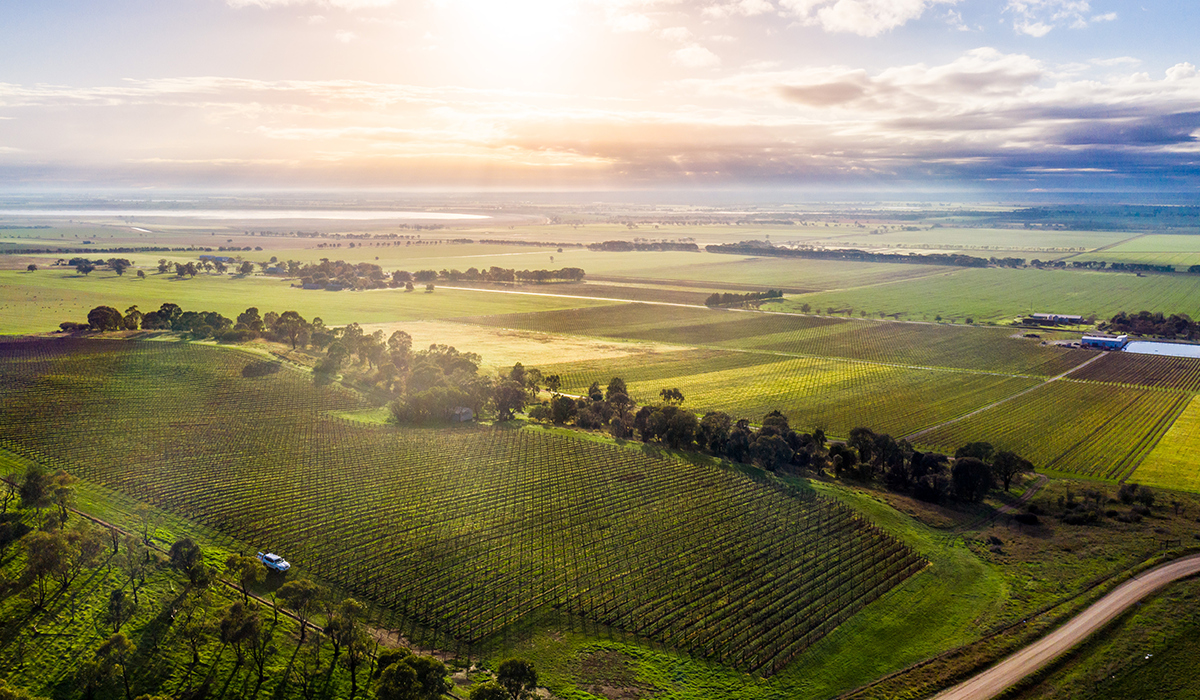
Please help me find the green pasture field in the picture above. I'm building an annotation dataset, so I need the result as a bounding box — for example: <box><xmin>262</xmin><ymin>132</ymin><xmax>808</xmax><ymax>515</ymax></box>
<box><xmin>0</xmin><ymin>269</ymin><xmax>620</xmax><ymax>335</ymax></box>
<box><xmin>461</xmin><ymin>302</ymin><xmax>1092</xmax><ymax>375</ymax></box>
<box><xmin>915</xmin><ymin>381</ymin><xmax>1190</xmax><ymax>480</ymax></box>
<box><xmin>538</xmin><ymin>351</ymin><xmax>1041</xmax><ymax>438</ymax></box>
<box><xmin>1073</xmin><ymin>233</ymin><xmax>1200</xmax><ymax>268</ymax></box>
<box><xmin>779</xmin><ymin>266</ymin><xmax>1200</xmax><ymax>322</ymax></box>
<box><xmin>1130</xmin><ymin>395</ymin><xmax>1200</xmax><ymax>493</ymax></box>
<box><xmin>0</xmin><ymin>338</ymin><xmax>925</xmax><ymax>677</ymax></box>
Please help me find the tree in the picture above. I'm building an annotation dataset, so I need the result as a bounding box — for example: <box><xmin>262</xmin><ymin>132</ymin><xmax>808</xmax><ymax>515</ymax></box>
<box><xmin>239</xmin><ymin>261</ymin><xmax>254</xmax><ymax>275</ymax></box>
<box><xmin>87</xmin><ymin>306</ymin><xmax>124</xmax><ymax>331</ymax></box>
<box><xmin>157</xmin><ymin>259</ymin><xmax>170</xmax><ymax>273</ymax></box>
<box><xmin>275</xmin><ymin>310</ymin><xmax>310</xmax><ymax>349</ymax></box>
<box><xmin>493</xmin><ymin>380</ymin><xmax>528</xmax><ymax>421</ymax></box>
<box><xmin>169</xmin><ymin>538</ymin><xmax>209</xmax><ymax>586</ymax></box>
<box><xmin>225</xmin><ymin>554</ymin><xmax>266</xmax><ymax>603</ymax></box>
<box><xmin>24</xmin><ymin>531</ymin><xmax>68</xmax><ymax>607</ymax></box>
<box><xmin>123</xmin><ymin>306</ymin><xmax>143</xmax><ymax>330</ymax></box>
<box><xmin>76</xmin><ymin>262</ymin><xmax>95</xmax><ymax>276</ymax></box>
<box><xmin>469</xmin><ymin>682</ymin><xmax>509</xmax><ymax>700</ymax></box>
<box><xmin>108</xmin><ymin>258</ymin><xmax>131</xmax><ymax>276</ymax></box>
<box><xmin>951</xmin><ymin>457</ymin><xmax>993</xmax><ymax>502</ymax></box>
<box><xmin>663</xmin><ymin>410</ymin><xmax>698</xmax><ymax>449</ymax></box>
<box><xmin>94</xmin><ymin>633</ymin><xmax>135</xmax><ymax>700</ymax></box>
<box><xmin>179</xmin><ymin>610</ymin><xmax>214</xmax><ymax>666</ymax></box>
<box><xmin>376</xmin><ymin>661</ymin><xmax>420</xmax><ymax>700</ymax></box>
<box><xmin>51</xmin><ymin>470</ymin><xmax>75</xmax><ymax>525</ymax></box>
<box><xmin>25</xmin><ymin>264</ymin><xmax>36</xmax><ymax>272</ymax></box>
<box><xmin>992</xmin><ymin>451</ymin><xmax>1031</xmax><ymax>492</ymax></box>
<box><xmin>236</xmin><ymin>307</ymin><xmax>265</xmax><ymax>332</ymax></box>
<box><xmin>955</xmin><ymin>442</ymin><xmax>995</xmax><ymax>463</ymax></box>
<box><xmin>751</xmin><ymin>434</ymin><xmax>794</xmax><ymax>471</ymax></box>
<box><xmin>659</xmin><ymin>387</ymin><xmax>684</xmax><ymax>405</ymax></box>
<box><xmin>219</xmin><ymin>601</ymin><xmax>261</xmax><ymax>664</ymax></box>
<box><xmin>340</xmin><ymin>626</ymin><xmax>373</xmax><ymax>698</ymax></box>
<box><xmin>119</xmin><ymin>536</ymin><xmax>150</xmax><ymax>603</ymax></box>
<box><xmin>277</xmin><ymin>578</ymin><xmax>323</xmax><ymax>641</ymax></box>
<box><xmin>587</xmin><ymin>381</ymin><xmax>604</xmax><ymax>402</ymax></box>
<box><xmin>550</xmin><ymin>394</ymin><xmax>576</xmax><ymax>425</ymax></box>
<box><xmin>19</xmin><ymin>464</ymin><xmax>52</xmax><ymax>523</ymax></box>
<box><xmin>544</xmin><ymin>374</ymin><xmax>562</xmax><ymax>394</ymax></box>
<box><xmin>407</xmin><ymin>655</ymin><xmax>450</xmax><ymax>700</ymax></box>
<box><xmin>497</xmin><ymin>658</ymin><xmax>538</xmax><ymax>700</ymax></box>
<box><xmin>107</xmin><ymin>589</ymin><xmax>135</xmax><ymax>633</ymax></box>
<box><xmin>326</xmin><ymin>597</ymin><xmax>366</xmax><ymax>665</ymax></box>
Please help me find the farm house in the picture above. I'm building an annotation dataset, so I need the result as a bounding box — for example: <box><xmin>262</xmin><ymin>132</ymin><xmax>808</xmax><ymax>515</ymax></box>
<box><xmin>1081</xmin><ymin>333</ymin><xmax>1129</xmax><ymax>350</ymax></box>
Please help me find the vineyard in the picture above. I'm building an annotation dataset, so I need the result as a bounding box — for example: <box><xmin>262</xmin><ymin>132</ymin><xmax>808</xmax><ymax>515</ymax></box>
<box><xmin>916</xmin><ymin>381</ymin><xmax>1190</xmax><ymax>480</ymax></box>
<box><xmin>1130</xmin><ymin>396</ymin><xmax>1200</xmax><ymax>493</ymax></box>
<box><xmin>0</xmin><ymin>338</ymin><xmax>925</xmax><ymax>675</ymax></box>
<box><xmin>457</xmin><ymin>303</ymin><xmax>1091</xmax><ymax>375</ymax></box>
<box><xmin>1067</xmin><ymin>351</ymin><xmax>1200</xmax><ymax>392</ymax></box>
<box><xmin>538</xmin><ymin>351</ymin><xmax>1041</xmax><ymax>438</ymax></box>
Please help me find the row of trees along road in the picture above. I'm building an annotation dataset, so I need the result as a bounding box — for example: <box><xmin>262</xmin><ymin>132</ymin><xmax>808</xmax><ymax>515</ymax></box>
<box><xmin>2</xmin><ymin>465</ymin><xmax>542</xmax><ymax>700</ymax></box>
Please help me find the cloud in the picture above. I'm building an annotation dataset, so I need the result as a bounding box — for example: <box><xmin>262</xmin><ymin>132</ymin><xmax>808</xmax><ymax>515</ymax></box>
<box><xmin>672</xmin><ymin>45</ymin><xmax>722</xmax><ymax>68</ymax></box>
<box><xmin>608</xmin><ymin>12</ymin><xmax>657</xmax><ymax>32</ymax></box>
<box><xmin>1006</xmin><ymin>0</ymin><xmax>1113</xmax><ymax>36</ymax></box>
<box><xmin>335</xmin><ymin>30</ymin><xmax>357</xmax><ymax>42</ymax></box>
<box><xmin>702</xmin><ymin>0</ymin><xmax>775</xmax><ymax>19</ymax></box>
<box><xmin>658</xmin><ymin>26</ymin><xmax>693</xmax><ymax>42</ymax></box>
<box><xmin>779</xmin><ymin>0</ymin><xmax>959</xmax><ymax>36</ymax></box>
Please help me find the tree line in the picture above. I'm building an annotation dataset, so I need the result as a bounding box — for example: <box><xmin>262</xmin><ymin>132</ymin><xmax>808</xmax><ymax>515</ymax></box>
<box><xmin>704</xmin><ymin>290</ymin><xmax>783</xmax><ymax>307</ymax></box>
<box><xmin>1104</xmin><ymin>310</ymin><xmax>1200</xmax><ymax>339</ymax></box>
<box><xmin>705</xmin><ymin>243</ymin><xmax>994</xmax><ymax>268</ymax></box>
<box><xmin>519</xmin><ymin>375</ymin><xmax>1032</xmax><ymax>506</ymax></box>
<box><xmin>0</xmin><ymin>465</ymin><xmax>542</xmax><ymax>700</ymax></box>
<box><xmin>587</xmin><ymin>241</ymin><xmax>700</xmax><ymax>252</ymax></box>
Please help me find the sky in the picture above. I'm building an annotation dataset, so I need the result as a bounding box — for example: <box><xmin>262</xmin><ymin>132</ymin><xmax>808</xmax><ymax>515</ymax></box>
<box><xmin>0</xmin><ymin>0</ymin><xmax>1198</xmax><ymax>194</ymax></box>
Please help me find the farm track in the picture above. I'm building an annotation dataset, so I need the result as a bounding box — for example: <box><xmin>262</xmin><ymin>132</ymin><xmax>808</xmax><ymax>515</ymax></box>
<box><xmin>902</xmin><ymin>354</ymin><xmax>1106</xmax><ymax>442</ymax></box>
<box><xmin>931</xmin><ymin>553</ymin><xmax>1200</xmax><ymax>700</ymax></box>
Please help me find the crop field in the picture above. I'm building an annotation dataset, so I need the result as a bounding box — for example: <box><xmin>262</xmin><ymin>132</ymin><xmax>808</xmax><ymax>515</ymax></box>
<box><xmin>916</xmin><ymin>381</ymin><xmax>1189</xmax><ymax>480</ymax></box>
<box><xmin>0</xmin><ymin>338</ymin><xmax>925</xmax><ymax>675</ymax></box>
<box><xmin>779</xmin><ymin>267</ymin><xmax>1200</xmax><ymax>323</ymax></box>
<box><xmin>462</xmin><ymin>303</ymin><xmax>1091</xmax><ymax>375</ymax></box>
<box><xmin>1129</xmin><ymin>396</ymin><xmax>1200</xmax><ymax>493</ymax></box>
<box><xmin>539</xmin><ymin>352</ymin><xmax>1041</xmax><ymax>437</ymax></box>
<box><xmin>0</xmin><ymin>269</ymin><xmax>621</xmax><ymax>335</ymax></box>
<box><xmin>791</xmin><ymin>227</ymin><xmax>1134</xmax><ymax>254</ymax></box>
<box><xmin>1073</xmin><ymin>234</ymin><xmax>1200</xmax><ymax>269</ymax></box>
<box><xmin>1067</xmin><ymin>351</ymin><xmax>1200</xmax><ymax>392</ymax></box>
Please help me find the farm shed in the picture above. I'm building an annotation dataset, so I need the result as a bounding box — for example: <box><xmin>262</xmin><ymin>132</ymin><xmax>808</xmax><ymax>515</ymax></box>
<box><xmin>1030</xmin><ymin>313</ymin><xmax>1084</xmax><ymax>324</ymax></box>
<box><xmin>1082</xmin><ymin>333</ymin><xmax>1129</xmax><ymax>350</ymax></box>
<box><xmin>451</xmin><ymin>406</ymin><xmax>474</xmax><ymax>422</ymax></box>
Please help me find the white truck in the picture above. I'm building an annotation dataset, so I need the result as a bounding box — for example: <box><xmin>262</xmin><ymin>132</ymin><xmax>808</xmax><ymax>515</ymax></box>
<box><xmin>256</xmin><ymin>551</ymin><xmax>291</xmax><ymax>573</ymax></box>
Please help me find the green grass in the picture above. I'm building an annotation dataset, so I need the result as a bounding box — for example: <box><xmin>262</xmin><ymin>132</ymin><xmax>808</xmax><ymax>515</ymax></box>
<box><xmin>0</xmin><ymin>338</ymin><xmax>924</xmax><ymax>676</ymax></box>
<box><xmin>779</xmin><ymin>266</ymin><xmax>1200</xmax><ymax>323</ymax></box>
<box><xmin>1131</xmin><ymin>395</ymin><xmax>1200</xmax><ymax>493</ymax></box>
<box><xmin>0</xmin><ymin>269</ymin><xmax>620</xmax><ymax>335</ymax></box>
<box><xmin>916</xmin><ymin>381</ymin><xmax>1190</xmax><ymax>480</ymax></box>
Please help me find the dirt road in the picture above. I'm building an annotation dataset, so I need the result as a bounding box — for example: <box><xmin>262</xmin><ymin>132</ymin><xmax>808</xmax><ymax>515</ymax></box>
<box><xmin>932</xmin><ymin>553</ymin><xmax>1200</xmax><ymax>700</ymax></box>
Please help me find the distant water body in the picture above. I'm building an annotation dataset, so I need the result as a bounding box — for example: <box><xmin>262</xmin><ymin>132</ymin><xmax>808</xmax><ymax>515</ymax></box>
<box><xmin>1124</xmin><ymin>341</ymin><xmax>1200</xmax><ymax>359</ymax></box>
<box><xmin>0</xmin><ymin>209</ymin><xmax>489</xmax><ymax>221</ymax></box>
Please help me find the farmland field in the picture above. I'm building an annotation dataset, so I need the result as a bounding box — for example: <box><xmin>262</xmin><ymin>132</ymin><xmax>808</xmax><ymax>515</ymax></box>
<box><xmin>1129</xmin><ymin>395</ymin><xmax>1200</xmax><ymax>493</ymax></box>
<box><xmin>538</xmin><ymin>352</ymin><xmax>1042</xmax><ymax>438</ymax></box>
<box><xmin>1067</xmin><ymin>351</ymin><xmax>1200</xmax><ymax>392</ymax></box>
<box><xmin>777</xmin><ymin>267</ymin><xmax>1200</xmax><ymax>323</ymax></box>
<box><xmin>0</xmin><ymin>338</ymin><xmax>925</xmax><ymax>675</ymax></box>
<box><xmin>915</xmin><ymin>381</ymin><xmax>1189</xmax><ymax>480</ymax></box>
<box><xmin>0</xmin><ymin>269</ymin><xmax>622</xmax><ymax>335</ymax></box>
<box><xmin>461</xmin><ymin>303</ymin><xmax>1092</xmax><ymax>375</ymax></box>
<box><xmin>1073</xmin><ymin>234</ymin><xmax>1200</xmax><ymax>269</ymax></box>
